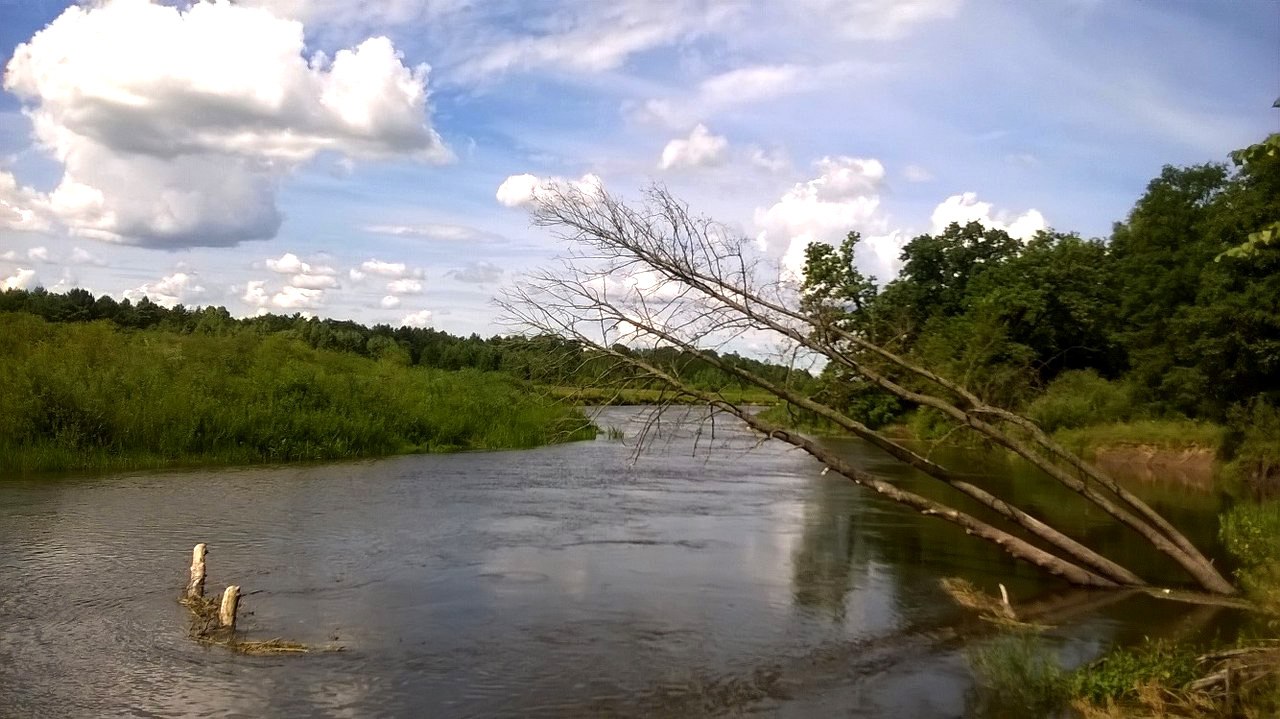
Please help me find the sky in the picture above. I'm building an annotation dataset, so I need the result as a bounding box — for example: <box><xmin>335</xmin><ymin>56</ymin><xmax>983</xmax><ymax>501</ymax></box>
<box><xmin>0</xmin><ymin>0</ymin><xmax>1276</xmax><ymax>336</ymax></box>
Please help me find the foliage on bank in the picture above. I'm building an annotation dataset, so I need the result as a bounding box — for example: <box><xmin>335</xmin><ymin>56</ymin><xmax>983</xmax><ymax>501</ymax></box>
<box><xmin>795</xmin><ymin>132</ymin><xmax>1279</xmax><ymax>494</ymax></box>
<box><xmin>0</xmin><ymin>313</ymin><xmax>595</xmax><ymax>473</ymax></box>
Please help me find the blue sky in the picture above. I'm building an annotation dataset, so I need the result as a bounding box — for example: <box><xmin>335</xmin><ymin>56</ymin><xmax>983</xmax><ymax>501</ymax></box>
<box><xmin>0</xmin><ymin>0</ymin><xmax>1275</xmax><ymax>335</ymax></box>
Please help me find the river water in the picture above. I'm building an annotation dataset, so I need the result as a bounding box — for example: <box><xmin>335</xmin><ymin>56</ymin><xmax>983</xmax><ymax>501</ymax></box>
<box><xmin>0</xmin><ymin>407</ymin><xmax>1243</xmax><ymax>717</ymax></box>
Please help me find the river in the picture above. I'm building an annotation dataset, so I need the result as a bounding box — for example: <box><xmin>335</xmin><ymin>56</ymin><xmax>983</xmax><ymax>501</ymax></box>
<box><xmin>0</xmin><ymin>406</ymin><xmax>1244</xmax><ymax>717</ymax></box>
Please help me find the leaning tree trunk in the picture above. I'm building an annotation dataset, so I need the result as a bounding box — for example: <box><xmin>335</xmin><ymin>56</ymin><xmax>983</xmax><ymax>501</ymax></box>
<box><xmin>504</xmin><ymin>182</ymin><xmax>1237</xmax><ymax>595</ymax></box>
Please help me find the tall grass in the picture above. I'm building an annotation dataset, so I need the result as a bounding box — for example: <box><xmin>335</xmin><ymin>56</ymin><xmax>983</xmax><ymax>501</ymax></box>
<box><xmin>0</xmin><ymin>313</ymin><xmax>594</xmax><ymax>473</ymax></box>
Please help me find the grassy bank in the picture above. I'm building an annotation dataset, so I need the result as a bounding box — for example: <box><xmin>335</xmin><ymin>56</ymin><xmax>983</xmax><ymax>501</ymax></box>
<box><xmin>1053</xmin><ymin>419</ymin><xmax>1227</xmax><ymax>455</ymax></box>
<box><xmin>0</xmin><ymin>313</ymin><xmax>594</xmax><ymax>474</ymax></box>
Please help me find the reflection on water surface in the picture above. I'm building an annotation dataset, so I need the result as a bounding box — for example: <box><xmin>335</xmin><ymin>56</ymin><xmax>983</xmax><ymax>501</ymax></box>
<box><xmin>0</xmin><ymin>407</ymin><xmax>1240</xmax><ymax>717</ymax></box>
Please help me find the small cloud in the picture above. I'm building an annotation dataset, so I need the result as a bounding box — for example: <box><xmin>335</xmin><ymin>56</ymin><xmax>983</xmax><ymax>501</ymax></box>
<box><xmin>69</xmin><ymin>247</ymin><xmax>107</xmax><ymax>266</ymax></box>
<box><xmin>496</xmin><ymin>173</ymin><xmax>540</xmax><ymax>208</ymax></box>
<box><xmin>290</xmin><ymin>273</ymin><xmax>339</xmax><ymax>290</ymax></box>
<box><xmin>360</xmin><ymin>258</ymin><xmax>422</xmax><ymax>279</ymax></box>
<box><xmin>903</xmin><ymin>164</ymin><xmax>934</xmax><ymax>182</ymax></box>
<box><xmin>380</xmin><ymin>295</ymin><xmax>401</xmax><ymax>309</ymax></box>
<box><xmin>27</xmin><ymin>246</ymin><xmax>51</xmax><ymax>262</ymax></box>
<box><xmin>241</xmin><ymin>280</ymin><xmax>270</xmax><ymax>307</ymax></box>
<box><xmin>495</xmin><ymin>172</ymin><xmax>603</xmax><ymax>208</ymax></box>
<box><xmin>748</xmin><ymin>146</ymin><xmax>789</xmax><ymax>173</ymax></box>
<box><xmin>401</xmin><ymin>309</ymin><xmax>433</xmax><ymax>327</ymax></box>
<box><xmin>365</xmin><ymin>223</ymin><xmax>501</xmax><ymax>242</ymax></box>
<box><xmin>271</xmin><ymin>285</ymin><xmax>324</xmax><ymax>309</ymax></box>
<box><xmin>447</xmin><ymin>261</ymin><xmax>504</xmax><ymax>284</ymax></box>
<box><xmin>1</xmin><ymin>250</ymin><xmax>15</xmax><ymax>261</ymax></box>
<box><xmin>123</xmin><ymin>272</ymin><xmax>206</xmax><ymax>308</ymax></box>
<box><xmin>659</xmin><ymin>123</ymin><xmax>729</xmax><ymax>170</ymax></box>
<box><xmin>387</xmin><ymin>278</ymin><xmax>424</xmax><ymax>295</ymax></box>
<box><xmin>266</xmin><ymin>252</ymin><xmax>334</xmax><ymax>276</ymax></box>
<box><xmin>930</xmin><ymin>192</ymin><xmax>1046</xmax><ymax>241</ymax></box>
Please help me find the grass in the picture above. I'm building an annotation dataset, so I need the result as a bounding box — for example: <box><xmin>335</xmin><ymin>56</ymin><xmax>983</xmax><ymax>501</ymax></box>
<box><xmin>1053</xmin><ymin>418</ymin><xmax>1228</xmax><ymax>456</ymax></box>
<box><xmin>968</xmin><ymin>634</ymin><xmax>1279</xmax><ymax>718</ymax></box>
<box><xmin>0</xmin><ymin>313</ymin><xmax>595</xmax><ymax>474</ymax></box>
<box><xmin>1220</xmin><ymin>499</ymin><xmax>1280</xmax><ymax>613</ymax></box>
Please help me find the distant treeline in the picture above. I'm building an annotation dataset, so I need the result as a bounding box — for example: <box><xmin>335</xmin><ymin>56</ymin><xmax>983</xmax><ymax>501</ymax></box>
<box><xmin>0</xmin><ymin>287</ymin><xmax>813</xmax><ymax>394</ymax></box>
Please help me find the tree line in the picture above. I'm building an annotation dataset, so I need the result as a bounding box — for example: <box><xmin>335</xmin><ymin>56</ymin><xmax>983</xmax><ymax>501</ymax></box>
<box><xmin>0</xmin><ymin>287</ymin><xmax>810</xmax><ymax>394</ymax></box>
<box><xmin>799</xmin><ymin>132</ymin><xmax>1279</xmax><ymax>450</ymax></box>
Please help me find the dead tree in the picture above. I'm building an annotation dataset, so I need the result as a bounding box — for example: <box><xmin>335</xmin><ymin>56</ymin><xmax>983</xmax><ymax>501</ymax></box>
<box><xmin>500</xmin><ymin>182</ymin><xmax>1236</xmax><ymax>595</ymax></box>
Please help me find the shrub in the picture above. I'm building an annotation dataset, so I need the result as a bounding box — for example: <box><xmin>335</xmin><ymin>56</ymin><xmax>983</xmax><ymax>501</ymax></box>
<box><xmin>1026</xmin><ymin>369</ymin><xmax>1136</xmax><ymax>432</ymax></box>
<box><xmin>1220</xmin><ymin>499</ymin><xmax>1280</xmax><ymax>611</ymax></box>
<box><xmin>1225</xmin><ymin>398</ymin><xmax>1280</xmax><ymax>499</ymax></box>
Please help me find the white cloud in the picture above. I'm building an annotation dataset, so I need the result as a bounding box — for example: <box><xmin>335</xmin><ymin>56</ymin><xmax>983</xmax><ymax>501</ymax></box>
<box><xmin>386</xmin><ymin>278</ymin><xmax>424</xmax><ymax>295</ymax></box>
<box><xmin>26</xmin><ymin>246</ymin><xmax>50</xmax><ymax>262</ymax></box>
<box><xmin>359</xmin><ymin>258</ymin><xmax>422</xmax><ymax>279</ymax></box>
<box><xmin>68</xmin><ymin>246</ymin><xmax>106</xmax><ymax>266</ymax></box>
<box><xmin>495</xmin><ymin>173</ymin><xmax>540</xmax><ymax>208</ymax></box>
<box><xmin>794</xmin><ymin>0</ymin><xmax>961</xmax><ymax>40</ymax></box>
<box><xmin>2</xmin><ymin>268</ymin><xmax>38</xmax><ymax>290</ymax></box>
<box><xmin>903</xmin><ymin>164</ymin><xmax>934</xmax><ymax>182</ymax></box>
<box><xmin>238</xmin><ymin>0</ymin><xmax>461</xmax><ymax>31</ymax></box>
<box><xmin>930</xmin><ymin>192</ymin><xmax>1046</xmax><ymax>240</ymax></box>
<box><xmin>701</xmin><ymin>65</ymin><xmax>807</xmax><ymax>107</ymax></box>
<box><xmin>748</xmin><ymin>146</ymin><xmax>789</xmax><ymax>173</ymax></box>
<box><xmin>365</xmin><ymin>222</ymin><xmax>500</xmax><ymax>242</ymax></box>
<box><xmin>3</xmin><ymin>0</ymin><xmax>449</xmax><ymax>247</ymax></box>
<box><xmin>400</xmin><ymin>309</ymin><xmax>433</xmax><ymax>327</ymax></box>
<box><xmin>379</xmin><ymin>295</ymin><xmax>401</xmax><ymax>309</ymax></box>
<box><xmin>495</xmin><ymin>172</ymin><xmax>603</xmax><ymax>208</ymax></box>
<box><xmin>0</xmin><ymin>170</ymin><xmax>50</xmax><ymax>232</ymax></box>
<box><xmin>123</xmin><ymin>271</ymin><xmax>206</xmax><ymax>308</ymax></box>
<box><xmin>659</xmin><ymin>124</ymin><xmax>728</xmax><ymax>170</ymax></box>
<box><xmin>448</xmin><ymin>261</ymin><xmax>503</xmax><ymax>284</ymax></box>
<box><xmin>241</xmin><ymin>280</ymin><xmax>270</xmax><ymax>307</ymax></box>
<box><xmin>266</xmin><ymin>253</ymin><xmax>309</xmax><ymax>274</ymax></box>
<box><xmin>265</xmin><ymin>252</ymin><xmax>336</xmax><ymax>278</ymax></box>
<box><xmin>633</xmin><ymin>61</ymin><xmax>882</xmax><ymax>128</ymax></box>
<box><xmin>452</xmin><ymin>1</ymin><xmax>740</xmax><ymax>80</ymax></box>
<box><xmin>271</xmin><ymin>284</ymin><xmax>324</xmax><ymax>309</ymax></box>
<box><xmin>291</xmin><ymin>273</ymin><xmax>339</xmax><ymax>289</ymax></box>
<box><xmin>754</xmin><ymin>156</ymin><xmax>896</xmax><ymax>281</ymax></box>
<box><xmin>0</xmin><ymin>250</ymin><xmax>15</xmax><ymax>261</ymax></box>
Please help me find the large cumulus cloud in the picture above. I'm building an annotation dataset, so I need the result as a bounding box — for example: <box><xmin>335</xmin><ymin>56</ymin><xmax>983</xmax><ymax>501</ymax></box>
<box><xmin>2</xmin><ymin>0</ymin><xmax>450</xmax><ymax>247</ymax></box>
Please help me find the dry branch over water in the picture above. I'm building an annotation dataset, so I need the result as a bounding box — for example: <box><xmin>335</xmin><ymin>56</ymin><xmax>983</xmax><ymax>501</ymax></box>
<box><xmin>500</xmin><ymin>182</ymin><xmax>1236</xmax><ymax>595</ymax></box>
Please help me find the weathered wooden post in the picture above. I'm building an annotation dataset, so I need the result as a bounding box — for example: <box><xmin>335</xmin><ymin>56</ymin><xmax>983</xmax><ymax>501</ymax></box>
<box><xmin>186</xmin><ymin>543</ymin><xmax>207</xmax><ymax>600</ymax></box>
<box><xmin>219</xmin><ymin>585</ymin><xmax>241</xmax><ymax>630</ymax></box>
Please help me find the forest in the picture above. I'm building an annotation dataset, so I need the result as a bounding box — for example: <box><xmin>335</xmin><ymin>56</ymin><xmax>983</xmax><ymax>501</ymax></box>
<box><xmin>782</xmin><ymin>133</ymin><xmax>1279</xmax><ymax>497</ymax></box>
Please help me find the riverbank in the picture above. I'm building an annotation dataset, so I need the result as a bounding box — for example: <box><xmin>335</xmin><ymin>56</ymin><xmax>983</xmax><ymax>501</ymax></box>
<box><xmin>760</xmin><ymin>403</ymin><xmax>1232</xmax><ymax>482</ymax></box>
<box><xmin>0</xmin><ymin>313</ymin><xmax>595</xmax><ymax>474</ymax></box>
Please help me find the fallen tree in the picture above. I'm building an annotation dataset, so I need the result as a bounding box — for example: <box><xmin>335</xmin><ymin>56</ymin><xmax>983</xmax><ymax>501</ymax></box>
<box><xmin>501</xmin><ymin>183</ymin><xmax>1237</xmax><ymax>595</ymax></box>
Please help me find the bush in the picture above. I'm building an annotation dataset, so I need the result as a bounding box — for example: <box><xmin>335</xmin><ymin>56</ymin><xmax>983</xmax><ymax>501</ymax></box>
<box><xmin>1220</xmin><ymin>499</ymin><xmax>1280</xmax><ymax>611</ymax></box>
<box><xmin>1225</xmin><ymin>398</ymin><xmax>1280</xmax><ymax>498</ymax></box>
<box><xmin>1026</xmin><ymin>369</ymin><xmax>1136</xmax><ymax>432</ymax></box>
<box><xmin>1067</xmin><ymin>640</ymin><xmax>1199</xmax><ymax>706</ymax></box>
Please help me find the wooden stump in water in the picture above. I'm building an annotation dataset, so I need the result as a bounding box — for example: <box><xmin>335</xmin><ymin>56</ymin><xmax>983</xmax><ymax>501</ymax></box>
<box><xmin>186</xmin><ymin>543</ymin><xmax>207</xmax><ymax>600</ymax></box>
<box><xmin>219</xmin><ymin>585</ymin><xmax>240</xmax><ymax>630</ymax></box>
